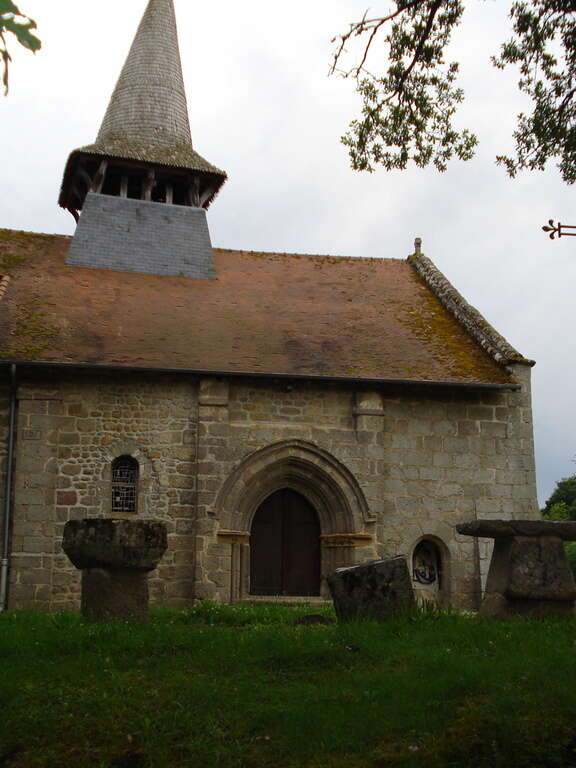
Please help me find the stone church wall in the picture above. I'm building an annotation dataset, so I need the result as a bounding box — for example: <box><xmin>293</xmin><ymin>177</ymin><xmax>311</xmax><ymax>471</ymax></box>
<box><xmin>2</xmin><ymin>363</ymin><xmax>538</xmax><ymax>612</ymax></box>
<box><xmin>6</xmin><ymin>372</ymin><xmax>198</xmax><ymax>611</ymax></box>
<box><xmin>193</xmin><ymin>364</ymin><xmax>537</xmax><ymax>610</ymax></box>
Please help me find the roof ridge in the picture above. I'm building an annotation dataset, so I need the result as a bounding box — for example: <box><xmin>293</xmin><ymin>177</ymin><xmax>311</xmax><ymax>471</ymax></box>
<box><xmin>0</xmin><ymin>228</ymin><xmax>71</xmax><ymax>241</ymax></box>
<box><xmin>408</xmin><ymin>253</ymin><xmax>533</xmax><ymax>367</ymax></box>
<box><xmin>213</xmin><ymin>248</ymin><xmax>404</xmax><ymax>264</ymax></box>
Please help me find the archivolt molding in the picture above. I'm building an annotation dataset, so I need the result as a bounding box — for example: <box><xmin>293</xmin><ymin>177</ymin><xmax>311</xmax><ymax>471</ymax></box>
<box><xmin>214</xmin><ymin>440</ymin><xmax>372</xmax><ymax>534</ymax></box>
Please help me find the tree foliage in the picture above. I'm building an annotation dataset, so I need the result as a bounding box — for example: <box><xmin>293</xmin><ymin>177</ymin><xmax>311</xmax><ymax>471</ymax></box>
<box><xmin>331</xmin><ymin>0</ymin><xmax>576</xmax><ymax>183</ymax></box>
<box><xmin>542</xmin><ymin>474</ymin><xmax>576</xmax><ymax>520</ymax></box>
<box><xmin>0</xmin><ymin>0</ymin><xmax>40</xmax><ymax>96</ymax></box>
<box><xmin>542</xmin><ymin>475</ymin><xmax>576</xmax><ymax>577</ymax></box>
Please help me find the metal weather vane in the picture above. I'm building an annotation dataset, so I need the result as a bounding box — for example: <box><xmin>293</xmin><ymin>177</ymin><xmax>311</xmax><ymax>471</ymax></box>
<box><xmin>542</xmin><ymin>220</ymin><xmax>576</xmax><ymax>240</ymax></box>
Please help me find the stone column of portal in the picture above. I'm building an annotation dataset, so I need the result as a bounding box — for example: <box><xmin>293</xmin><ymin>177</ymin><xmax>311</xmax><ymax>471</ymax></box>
<box><xmin>62</xmin><ymin>519</ymin><xmax>167</xmax><ymax>621</ymax></box>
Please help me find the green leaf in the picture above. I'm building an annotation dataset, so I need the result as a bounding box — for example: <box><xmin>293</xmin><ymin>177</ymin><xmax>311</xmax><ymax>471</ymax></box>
<box><xmin>1</xmin><ymin>17</ymin><xmax>40</xmax><ymax>52</ymax></box>
<box><xmin>0</xmin><ymin>1</ymin><xmax>21</xmax><ymax>16</ymax></box>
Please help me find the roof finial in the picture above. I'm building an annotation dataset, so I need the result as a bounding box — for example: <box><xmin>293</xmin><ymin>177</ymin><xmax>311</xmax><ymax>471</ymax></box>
<box><xmin>414</xmin><ymin>237</ymin><xmax>422</xmax><ymax>254</ymax></box>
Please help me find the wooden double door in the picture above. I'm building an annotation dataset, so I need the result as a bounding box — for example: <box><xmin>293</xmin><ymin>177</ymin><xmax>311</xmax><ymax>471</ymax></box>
<box><xmin>250</xmin><ymin>489</ymin><xmax>321</xmax><ymax>596</ymax></box>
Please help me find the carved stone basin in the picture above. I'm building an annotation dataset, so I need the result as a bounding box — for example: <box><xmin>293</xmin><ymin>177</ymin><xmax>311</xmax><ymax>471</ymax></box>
<box><xmin>63</xmin><ymin>518</ymin><xmax>167</xmax><ymax>571</ymax></box>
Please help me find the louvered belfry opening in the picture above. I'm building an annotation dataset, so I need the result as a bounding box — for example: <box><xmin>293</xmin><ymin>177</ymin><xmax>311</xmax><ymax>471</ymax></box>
<box><xmin>111</xmin><ymin>456</ymin><xmax>139</xmax><ymax>516</ymax></box>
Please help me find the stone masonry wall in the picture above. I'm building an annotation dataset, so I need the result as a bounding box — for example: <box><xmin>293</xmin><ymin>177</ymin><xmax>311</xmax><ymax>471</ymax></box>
<box><xmin>8</xmin><ymin>372</ymin><xmax>198</xmax><ymax>611</ymax></box>
<box><xmin>194</xmin><ymin>365</ymin><xmax>538</xmax><ymax>610</ymax></box>
<box><xmin>4</xmin><ymin>363</ymin><xmax>538</xmax><ymax>612</ymax></box>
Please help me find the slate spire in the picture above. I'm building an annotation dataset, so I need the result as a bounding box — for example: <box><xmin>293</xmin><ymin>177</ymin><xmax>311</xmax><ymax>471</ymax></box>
<box><xmin>97</xmin><ymin>0</ymin><xmax>193</xmax><ymax>153</ymax></box>
<box><xmin>59</xmin><ymin>0</ymin><xmax>226</xmax><ymax>219</ymax></box>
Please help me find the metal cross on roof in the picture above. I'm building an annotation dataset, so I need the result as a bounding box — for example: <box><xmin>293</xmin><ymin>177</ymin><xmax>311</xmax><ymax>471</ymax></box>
<box><xmin>542</xmin><ymin>220</ymin><xmax>576</xmax><ymax>240</ymax></box>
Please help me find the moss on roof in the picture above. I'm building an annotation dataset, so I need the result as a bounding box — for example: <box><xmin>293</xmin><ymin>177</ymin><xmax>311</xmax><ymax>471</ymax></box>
<box><xmin>0</xmin><ymin>229</ymin><xmax>522</xmax><ymax>386</ymax></box>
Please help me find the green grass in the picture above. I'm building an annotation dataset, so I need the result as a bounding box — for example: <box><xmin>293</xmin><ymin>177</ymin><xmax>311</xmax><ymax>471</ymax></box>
<box><xmin>1</xmin><ymin>603</ymin><xmax>576</xmax><ymax>767</ymax></box>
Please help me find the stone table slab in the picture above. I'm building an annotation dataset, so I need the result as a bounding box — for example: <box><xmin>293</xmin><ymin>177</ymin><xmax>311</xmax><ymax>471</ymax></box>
<box><xmin>457</xmin><ymin>519</ymin><xmax>576</xmax><ymax>541</ymax></box>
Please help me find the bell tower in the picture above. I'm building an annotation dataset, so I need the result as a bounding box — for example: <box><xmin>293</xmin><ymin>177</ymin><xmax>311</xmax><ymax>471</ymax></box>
<box><xmin>59</xmin><ymin>0</ymin><xmax>226</xmax><ymax>279</ymax></box>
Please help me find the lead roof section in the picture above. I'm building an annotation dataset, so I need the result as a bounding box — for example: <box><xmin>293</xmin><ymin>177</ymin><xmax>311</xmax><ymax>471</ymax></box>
<box><xmin>0</xmin><ymin>230</ymin><xmax>528</xmax><ymax>386</ymax></box>
<box><xmin>59</xmin><ymin>0</ymin><xmax>226</xmax><ymax>211</ymax></box>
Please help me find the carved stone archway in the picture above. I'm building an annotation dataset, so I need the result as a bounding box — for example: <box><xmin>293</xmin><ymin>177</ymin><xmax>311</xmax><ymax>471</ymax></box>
<box><xmin>214</xmin><ymin>440</ymin><xmax>377</xmax><ymax>600</ymax></box>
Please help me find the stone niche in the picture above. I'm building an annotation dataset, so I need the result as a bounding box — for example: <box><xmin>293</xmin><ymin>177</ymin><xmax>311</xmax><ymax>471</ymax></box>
<box><xmin>62</xmin><ymin>518</ymin><xmax>167</xmax><ymax>621</ymax></box>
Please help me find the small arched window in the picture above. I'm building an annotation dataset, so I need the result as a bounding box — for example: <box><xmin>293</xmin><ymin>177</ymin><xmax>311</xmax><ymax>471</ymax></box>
<box><xmin>111</xmin><ymin>455</ymin><xmax>139</xmax><ymax>515</ymax></box>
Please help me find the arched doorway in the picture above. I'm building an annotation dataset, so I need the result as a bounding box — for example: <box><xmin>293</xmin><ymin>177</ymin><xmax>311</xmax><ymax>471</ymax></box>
<box><xmin>250</xmin><ymin>489</ymin><xmax>320</xmax><ymax>596</ymax></box>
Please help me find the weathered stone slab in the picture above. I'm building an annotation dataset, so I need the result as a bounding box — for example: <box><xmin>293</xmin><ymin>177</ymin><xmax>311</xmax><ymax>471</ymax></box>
<box><xmin>457</xmin><ymin>519</ymin><xmax>576</xmax><ymax>541</ymax></box>
<box><xmin>63</xmin><ymin>519</ymin><xmax>167</xmax><ymax>571</ymax></box>
<box><xmin>327</xmin><ymin>557</ymin><xmax>415</xmax><ymax>622</ymax></box>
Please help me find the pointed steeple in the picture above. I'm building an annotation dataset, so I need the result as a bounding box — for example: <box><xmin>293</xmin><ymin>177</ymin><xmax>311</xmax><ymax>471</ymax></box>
<box><xmin>59</xmin><ymin>0</ymin><xmax>226</xmax><ymax>218</ymax></box>
<box><xmin>97</xmin><ymin>0</ymin><xmax>193</xmax><ymax>155</ymax></box>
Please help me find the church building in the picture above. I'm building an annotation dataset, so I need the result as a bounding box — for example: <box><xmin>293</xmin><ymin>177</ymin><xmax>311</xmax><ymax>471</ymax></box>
<box><xmin>0</xmin><ymin>0</ymin><xmax>538</xmax><ymax>612</ymax></box>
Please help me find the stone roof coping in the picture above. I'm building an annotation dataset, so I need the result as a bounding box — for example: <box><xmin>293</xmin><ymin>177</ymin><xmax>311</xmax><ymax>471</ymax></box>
<box><xmin>409</xmin><ymin>253</ymin><xmax>534</xmax><ymax>367</ymax></box>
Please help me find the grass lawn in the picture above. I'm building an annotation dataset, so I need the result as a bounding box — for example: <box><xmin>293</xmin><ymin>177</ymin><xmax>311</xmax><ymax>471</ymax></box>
<box><xmin>1</xmin><ymin>602</ymin><xmax>576</xmax><ymax>767</ymax></box>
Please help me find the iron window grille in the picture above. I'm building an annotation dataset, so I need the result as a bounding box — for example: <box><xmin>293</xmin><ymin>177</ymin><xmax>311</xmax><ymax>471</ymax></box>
<box><xmin>111</xmin><ymin>455</ymin><xmax>139</xmax><ymax>515</ymax></box>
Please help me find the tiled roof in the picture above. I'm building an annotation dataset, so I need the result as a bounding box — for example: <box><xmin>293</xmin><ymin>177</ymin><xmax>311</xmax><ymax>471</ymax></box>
<box><xmin>0</xmin><ymin>229</ymin><xmax>528</xmax><ymax>386</ymax></box>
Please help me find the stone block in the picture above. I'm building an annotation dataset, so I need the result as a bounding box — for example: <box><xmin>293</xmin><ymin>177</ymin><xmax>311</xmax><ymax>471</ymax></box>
<box><xmin>81</xmin><ymin>568</ymin><xmax>149</xmax><ymax>621</ymax></box>
<box><xmin>506</xmin><ymin>536</ymin><xmax>575</xmax><ymax>601</ymax></box>
<box><xmin>327</xmin><ymin>557</ymin><xmax>415</xmax><ymax>622</ymax></box>
<box><xmin>57</xmin><ymin>490</ymin><xmax>77</xmax><ymax>506</ymax></box>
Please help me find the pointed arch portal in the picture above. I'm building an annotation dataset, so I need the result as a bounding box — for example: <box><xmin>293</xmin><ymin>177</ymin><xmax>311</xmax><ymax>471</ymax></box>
<box><xmin>250</xmin><ymin>489</ymin><xmax>320</xmax><ymax>596</ymax></box>
<box><xmin>214</xmin><ymin>441</ymin><xmax>378</xmax><ymax>601</ymax></box>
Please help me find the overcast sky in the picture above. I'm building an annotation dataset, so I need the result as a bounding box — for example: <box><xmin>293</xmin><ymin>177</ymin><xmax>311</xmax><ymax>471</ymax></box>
<box><xmin>2</xmin><ymin>0</ymin><xmax>574</xmax><ymax>505</ymax></box>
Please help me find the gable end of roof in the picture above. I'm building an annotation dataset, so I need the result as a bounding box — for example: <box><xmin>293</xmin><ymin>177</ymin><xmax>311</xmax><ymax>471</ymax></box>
<box><xmin>408</xmin><ymin>254</ymin><xmax>534</xmax><ymax>367</ymax></box>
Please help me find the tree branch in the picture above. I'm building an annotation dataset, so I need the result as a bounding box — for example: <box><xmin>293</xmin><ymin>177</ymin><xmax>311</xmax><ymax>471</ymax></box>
<box><xmin>330</xmin><ymin>0</ymin><xmax>428</xmax><ymax>77</ymax></box>
<box><xmin>381</xmin><ymin>0</ymin><xmax>444</xmax><ymax>104</ymax></box>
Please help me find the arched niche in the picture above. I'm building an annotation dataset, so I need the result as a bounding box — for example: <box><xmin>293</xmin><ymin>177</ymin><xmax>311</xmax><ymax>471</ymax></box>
<box><xmin>410</xmin><ymin>535</ymin><xmax>451</xmax><ymax>607</ymax></box>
